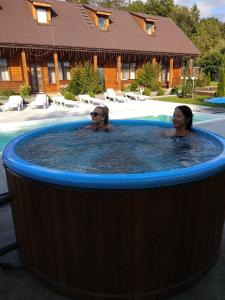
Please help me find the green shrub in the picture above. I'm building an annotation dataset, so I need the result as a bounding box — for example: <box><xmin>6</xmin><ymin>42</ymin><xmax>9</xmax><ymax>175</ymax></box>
<box><xmin>136</xmin><ymin>62</ymin><xmax>161</xmax><ymax>91</ymax></box>
<box><xmin>60</xmin><ymin>85</ymin><xmax>69</xmax><ymax>96</ymax></box>
<box><xmin>196</xmin><ymin>73</ymin><xmax>210</xmax><ymax>87</ymax></box>
<box><xmin>88</xmin><ymin>91</ymin><xmax>95</xmax><ymax>98</ymax></box>
<box><xmin>130</xmin><ymin>81</ymin><xmax>139</xmax><ymax>91</ymax></box>
<box><xmin>170</xmin><ymin>86</ymin><xmax>180</xmax><ymax>95</ymax></box>
<box><xmin>143</xmin><ymin>87</ymin><xmax>151</xmax><ymax>96</ymax></box>
<box><xmin>19</xmin><ymin>84</ymin><xmax>31</xmax><ymax>98</ymax></box>
<box><xmin>157</xmin><ymin>88</ymin><xmax>165</xmax><ymax>96</ymax></box>
<box><xmin>0</xmin><ymin>89</ymin><xmax>15</xmax><ymax>97</ymax></box>
<box><xmin>179</xmin><ymin>78</ymin><xmax>193</xmax><ymax>97</ymax></box>
<box><xmin>63</xmin><ymin>91</ymin><xmax>75</xmax><ymax>100</ymax></box>
<box><xmin>68</xmin><ymin>62</ymin><xmax>104</xmax><ymax>96</ymax></box>
<box><xmin>122</xmin><ymin>86</ymin><xmax>131</xmax><ymax>92</ymax></box>
<box><xmin>217</xmin><ymin>69</ymin><xmax>225</xmax><ymax>97</ymax></box>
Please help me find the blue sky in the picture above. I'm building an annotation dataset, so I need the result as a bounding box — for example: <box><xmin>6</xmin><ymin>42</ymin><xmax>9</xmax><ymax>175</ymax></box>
<box><xmin>174</xmin><ymin>0</ymin><xmax>225</xmax><ymax>22</ymax></box>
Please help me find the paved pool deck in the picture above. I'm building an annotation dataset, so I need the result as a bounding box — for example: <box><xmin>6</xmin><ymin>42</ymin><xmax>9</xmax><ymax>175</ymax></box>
<box><xmin>0</xmin><ymin>100</ymin><xmax>225</xmax><ymax>300</ymax></box>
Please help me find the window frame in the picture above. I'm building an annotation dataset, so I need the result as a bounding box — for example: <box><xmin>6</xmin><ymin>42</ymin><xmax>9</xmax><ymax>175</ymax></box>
<box><xmin>47</xmin><ymin>62</ymin><xmax>56</xmax><ymax>84</ymax></box>
<box><xmin>0</xmin><ymin>58</ymin><xmax>10</xmax><ymax>81</ymax></box>
<box><xmin>98</xmin><ymin>15</ymin><xmax>107</xmax><ymax>30</ymax></box>
<box><xmin>145</xmin><ymin>22</ymin><xmax>152</xmax><ymax>34</ymax></box>
<box><xmin>58</xmin><ymin>61</ymin><xmax>71</xmax><ymax>81</ymax></box>
<box><xmin>121</xmin><ymin>63</ymin><xmax>136</xmax><ymax>80</ymax></box>
<box><xmin>36</xmin><ymin>7</ymin><xmax>48</xmax><ymax>24</ymax></box>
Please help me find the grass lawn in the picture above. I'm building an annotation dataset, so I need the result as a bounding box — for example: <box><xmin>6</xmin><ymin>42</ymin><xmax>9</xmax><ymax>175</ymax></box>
<box><xmin>151</xmin><ymin>95</ymin><xmax>225</xmax><ymax>108</ymax></box>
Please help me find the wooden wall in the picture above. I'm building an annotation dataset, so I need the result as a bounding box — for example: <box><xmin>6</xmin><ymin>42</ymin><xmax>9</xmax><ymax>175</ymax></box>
<box><xmin>0</xmin><ymin>50</ymin><xmax>183</xmax><ymax>93</ymax></box>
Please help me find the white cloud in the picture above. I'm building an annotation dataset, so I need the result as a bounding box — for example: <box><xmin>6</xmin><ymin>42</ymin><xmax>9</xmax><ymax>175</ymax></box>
<box><xmin>174</xmin><ymin>0</ymin><xmax>225</xmax><ymax>21</ymax></box>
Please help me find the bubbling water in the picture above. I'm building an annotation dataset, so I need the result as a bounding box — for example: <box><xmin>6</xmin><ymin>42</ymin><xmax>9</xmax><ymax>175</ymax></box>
<box><xmin>16</xmin><ymin>125</ymin><xmax>223</xmax><ymax>174</ymax></box>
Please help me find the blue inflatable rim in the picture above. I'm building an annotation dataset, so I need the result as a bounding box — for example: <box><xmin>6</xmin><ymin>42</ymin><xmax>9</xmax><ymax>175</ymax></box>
<box><xmin>3</xmin><ymin>120</ymin><xmax>225</xmax><ymax>189</ymax></box>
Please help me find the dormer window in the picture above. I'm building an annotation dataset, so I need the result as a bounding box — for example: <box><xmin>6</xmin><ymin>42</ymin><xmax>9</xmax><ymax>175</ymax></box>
<box><xmin>37</xmin><ymin>7</ymin><xmax>47</xmax><ymax>23</ymax></box>
<box><xmin>98</xmin><ymin>15</ymin><xmax>107</xmax><ymax>30</ymax></box>
<box><xmin>131</xmin><ymin>12</ymin><xmax>157</xmax><ymax>36</ymax></box>
<box><xmin>29</xmin><ymin>0</ymin><xmax>52</xmax><ymax>24</ymax></box>
<box><xmin>145</xmin><ymin>23</ymin><xmax>152</xmax><ymax>34</ymax></box>
<box><xmin>84</xmin><ymin>5</ymin><xmax>112</xmax><ymax>31</ymax></box>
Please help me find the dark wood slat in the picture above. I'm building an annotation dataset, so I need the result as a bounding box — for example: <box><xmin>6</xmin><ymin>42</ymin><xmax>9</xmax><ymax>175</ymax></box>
<box><xmin>6</xmin><ymin>168</ymin><xmax>225</xmax><ymax>300</ymax></box>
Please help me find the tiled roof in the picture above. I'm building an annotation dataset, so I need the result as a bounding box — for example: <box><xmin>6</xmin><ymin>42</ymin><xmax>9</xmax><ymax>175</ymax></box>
<box><xmin>0</xmin><ymin>0</ymin><xmax>200</xmax><ymax>56</ymax></box>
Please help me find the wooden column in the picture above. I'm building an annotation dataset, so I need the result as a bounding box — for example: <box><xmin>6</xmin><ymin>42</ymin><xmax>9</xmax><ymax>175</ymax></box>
<box><xmin>117</xmin><ymin>55</ymin><xmax>121</xmax><ymax>90</ymax></box>
<box><xmin>53</xmin><ymin>52</ymin><xmax>60</xmax><ymax>93</ymax></box>
<box><xmin>21</xmin><ymin>51</ymin><xmax>29</xmax><ymax>85</ymax></box>
<box><xmin>93</xmin><ymin>54</ymin><xmax>98</xmax><ymax>71</ymax></box>
<box><xmin>189</xmin><ymin>58</ymin><xmax>193</xmax><ymax>76</ymax></box>
<box><xmin>169</xmin><ymin>57</ymin><xmax>174</xmax><ymax>88</ymax></box>
<box><xmin>152</xmin><ymin>57</ymin><xmax>156</xmax><ymax>66</ymax></box>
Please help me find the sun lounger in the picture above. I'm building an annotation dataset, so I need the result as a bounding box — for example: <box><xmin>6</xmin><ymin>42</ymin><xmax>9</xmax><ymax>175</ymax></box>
<box><xmin>52</xmin><ymin>95</ymin><xmax>65</xmax><ymax>106</ymax></box>
<box><xmin>1</xmin><ymin>95</ymin><xmax>23</xmax><ymax>111</ymax></box>
<box><xmin>63</xmin><ymin>99</ymin><xmax>78</xmax><ymax>108</ymax></box>
<box><xmin>104</xmin><ymin>89</ymin><xmax>127</xmax><ymax>103</ymax></box>
<box><xmin>31</xmin><ymin>94</ymin><xmax>49</xmax><ymax>109</ymax></box>
<box><xmin>52</xmin><ymin>95</ymin><xmax>77</xmax><ymax>108</ymax></box>
<box><xmin>124</xmin><ymin>92</ymin><xmax>148</xmax><ymax>101</ymax></box>
<box><xmin>79</xmin><ymin>94</ymin><xmax>105</xmax><ymax>105</ymax></box>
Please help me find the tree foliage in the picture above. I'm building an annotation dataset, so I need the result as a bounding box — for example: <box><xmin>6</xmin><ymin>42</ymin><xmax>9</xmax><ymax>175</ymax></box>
<box><xmin>217</xmin><ymin>69</ymin><xmax>225</xmax><ymax>97</ymax></box>
<box><xmin>172</xmin><ymin>5</ymin><xmax>199</xmax><ymax>38</ymax></box>
<box><xmin>192</xmin><ymin>18</ymin><xmax>223</xmax><ymax>52</ymax></box>
<box><xmin>144</xmin><ymin>0</ymin><xmax>174</xmax><ymax>17</ymax></box>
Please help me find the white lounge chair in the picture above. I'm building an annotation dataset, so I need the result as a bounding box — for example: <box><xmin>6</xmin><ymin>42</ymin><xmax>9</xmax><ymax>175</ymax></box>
<box><xmin>52</xmin><ymin>95</ymin><xmax>66</xmax><ymax>107</ymax></box>
<box><xmin>79</xmin><ymin>94</ymin><xmax>105</xmax><ymax>105</ymax></box>
<box><xmin>104</xmin><ymin>88</ymin><xmax>127</xmax><ymax>103</ymax></box>
<box><xmin>124</xmin><ymin>92</ymin><xmax>148</xmax><ymax>101</ymax></box>
<box><xmin>52</xmin><ymin>95</ymin><xmax>77</xmax><ymax>108</ymax></box>
<box><xmin>31</xmin><ymin>94</ymin><xmax>48</xmax><ymax>109</ymax></box>
<box><xmin>63</xmin><ymin>99</ymin><xmax>78</xmax><ymax>108</ymax></box>
<box><xmin>1</xmin><ymin>95</ymin><xmax>23</xmax><ymax>112</ymax></box>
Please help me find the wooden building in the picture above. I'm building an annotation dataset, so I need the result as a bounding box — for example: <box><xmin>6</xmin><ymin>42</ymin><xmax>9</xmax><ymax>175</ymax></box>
<box><xmin>0</xmin><ymin>0</ymin><xmax>200</xmax><ymax>94</ymax></box>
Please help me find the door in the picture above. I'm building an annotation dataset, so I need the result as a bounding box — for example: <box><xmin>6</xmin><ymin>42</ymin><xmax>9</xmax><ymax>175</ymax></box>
<box><xmin>30</xmin><ymin>63</ymin><xmax>43</xmax><ymax>93</ymax></box>
<box><xmin>104</xmin><ymin>62</ymin><xmax>118</xmax><ymax>89</ymax></box>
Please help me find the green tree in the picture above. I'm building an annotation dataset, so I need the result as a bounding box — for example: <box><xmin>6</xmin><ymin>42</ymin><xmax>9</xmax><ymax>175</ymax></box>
<box><xmin>126</xmin><ymin>1</ymin><xmax>146</xmax><ymax>13</ymax></box>
<box><xmin>190</xmin><ymin>3</ymin><xmax>200</xmax><ymax>24</ymax></box>
<box><xmin>197</xmin><ymin>49</ymin><xmax>223</xmax><ymax>81</ymax></box>
<box><xmin>95</xmin><ymin>0</ymin><xmax>128</xmax><ymax>9</ymax></box>
<box><xmin>192</xmin><ymin>18</ymin><xmax>222</xmax><ymax>52</ymax></box>
<box><xmin>66</xmin><ymin>0</ymin><xmax>91</xmax><ymax>4</ymax></box>
<box><xmin>172</xmin><ymin>4</ymin><xmax>200</xmax><ymax>38</ymax></box>
<box><xmin>217</xmin><ymin>69</ymin><xmax>225</xmax><ymax>97</ymax></box>
<box><xmin>144</xmin><ymin>0</ymin><xmax>175</xmax><ymax>17</ymax></box>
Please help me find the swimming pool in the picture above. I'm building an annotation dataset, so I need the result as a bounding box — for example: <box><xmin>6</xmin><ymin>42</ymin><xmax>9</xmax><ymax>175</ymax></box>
<box><xmin>0</xmin><ymin>112</ymin><xmax>224</xmax><ymax>152</ymax></box>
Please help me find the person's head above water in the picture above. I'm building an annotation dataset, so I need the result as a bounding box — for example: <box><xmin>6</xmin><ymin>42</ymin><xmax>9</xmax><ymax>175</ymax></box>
<box><xmin>172</xmin><ymin>105</ymin><xmax>193</xmax><ymax>136</ymax></box>
<box><xmin>89</xmin><ymin>106</ymin><xmax>110</xmax><ymax>130</ymax></box>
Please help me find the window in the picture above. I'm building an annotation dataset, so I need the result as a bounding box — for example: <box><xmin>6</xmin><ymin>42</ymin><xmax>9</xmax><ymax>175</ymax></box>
<box><xmin>58</xmin><ymin>61</ymin><xmax>71</xmax><ymax>81</ymax></box>
<box><xmin>98</xmin><ymin>16</ymin><xmax>106</xmax><ymax>29</ymax></box>
<box><xmin>37</xmin><ymin>7</ymin><xmax>48</xmax><ymax>24</ymax></box>
<box><xmin>146</xmin><ymin>23</ymin><xmax>152</xmax><ymax>34</ymax></box>
<box><xmin>0</xmin><ymin>59</ymin><xmax>9</xmax><ymax>80</ymax></box>
<box><xmin>47</xmin><ymin>62</ymin><xmax>56</xmax><ymax>84</ymax></box>
<box><xmin>161</xmin><ymin>68</ymin><xmax>170</xmax><ymax>82</ymax></box>
<box><xmin>121</xmin><ymin>63</ymin><xmax>136</xmax><ymax>80</ymax></box>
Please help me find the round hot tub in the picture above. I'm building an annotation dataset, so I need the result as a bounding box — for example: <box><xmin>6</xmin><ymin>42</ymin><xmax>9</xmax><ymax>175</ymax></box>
<box><xmin>3</xmin><ymin>120</ymin><xmax>225</xmax><ymax>300</ymax></box>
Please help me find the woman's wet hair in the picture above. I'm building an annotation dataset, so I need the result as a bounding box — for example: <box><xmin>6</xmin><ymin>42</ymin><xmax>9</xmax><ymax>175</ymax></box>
<box><xmin>175</xmin><ymin>105</ymin><xmax>193</xmax><ymax>131</ymax></box>
<box><xmin>96</xmin><ymin>106</ymin><xmax>109</xmax><ymax>125</ymax></box>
